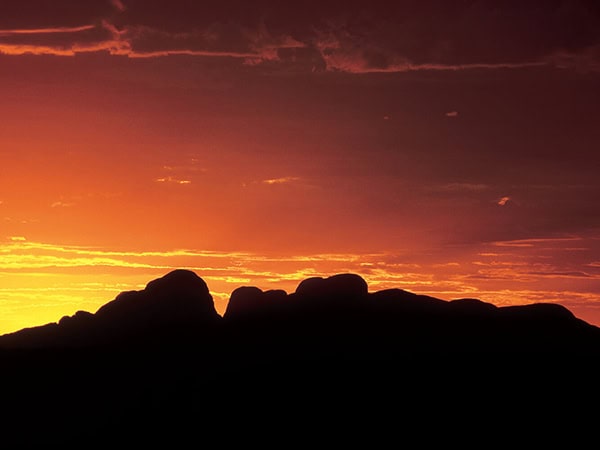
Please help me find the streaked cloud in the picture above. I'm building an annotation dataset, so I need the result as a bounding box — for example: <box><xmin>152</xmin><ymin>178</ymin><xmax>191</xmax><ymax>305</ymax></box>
<box><xmin>155</xmin><ymin>176</ymin><xmax>192</xmax><ymax>185</ymax></box>
<box><xmin>2</xmin><ymin>2</ymin><xmax>598</xmax><ymax>73</ymax></box>
<box><xmin>314</xmin><ymin>41</ymin><xmax>548</xmax><ymax>73</ymax></box>
<box><xmin>262</xmin><ymin>176</ymin><xmax>301</xmax><ymax>185</ymax></box>
<box><xmin>526</xmin><ymin>271</ymin><xmax>595</xmax><ymax>279</ymax></box>
<box><xmin>152</xmin><ymin>158</ymin><xmax>206</xmax><ymax>185</ymax></box>
<box><xmin>0</xmin><ymin>25</ymin><xmax>95</xmax><ymax>35</ymax></box>
<box><xmin>162</xmin><ymin>164</ymin><xmax>206</xmax><ymax>174</ymax></box>
<box><xmin>492</xmin><ymin>236</ymin><xmax>583</xmax><ymax>248</ymax></box>
<box><xmin>0</xmin><ymin>21</ymin><xmax>128</xmax><ymax>56</ymax></box>
<box><xmin>51</xmin><ymin>200</ymin><xmax>76</xmax><ymax>208</ymax></box>
<box><xmin>466</xmin><ymin>265</ymin><xmax>599</xmax><ymax>282</ymax></box>
<box><xmin>1</xmin><ymin>235</ymin><xmax>599</xmax><ymax>334</ymax></box>
<box><xmin>0</xmin><ymin>253</ymin><xmax>159</xmax><ymax>270</ymax></box>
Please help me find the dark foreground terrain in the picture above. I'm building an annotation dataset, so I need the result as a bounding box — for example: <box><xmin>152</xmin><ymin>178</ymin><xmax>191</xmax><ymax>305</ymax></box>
<box><xmin>1</xmin><ymin>270</ymin><xmax>599</xmax><ymax>446</ymax></box>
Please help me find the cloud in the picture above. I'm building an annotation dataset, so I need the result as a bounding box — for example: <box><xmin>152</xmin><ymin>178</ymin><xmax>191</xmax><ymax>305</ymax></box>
<box><xmin>526</xmin><ymin>271</ymin><xmax>594</xmax><ymax>279</ymax></box>
<box><xmin>497</xmin><ymin>196</ymin><xmax>511</xmax><ymax>206</ymax></box>
<box><xmin>0</xmin><ymin>22</ymin><xmax>128</xmax><ymax>56</ymax></box>
<box><xmin>1</xmin><ymin>1</ymin><xmax>598</xmax><ymax>72</ymax></box>
<box><xmin>0</xmin><ymin>15</ymin><xmax>304</xmax><ymax>62</ymax></box>
<box><xmin>445</xmin><ymin>111</ymin><xmax>458</xmax><ymax>117</ymax></box>
<box><xmin>50</xmin><ymin>201</ymin><xmax>75</xmax><ymax>208</ymax></box>
<box><xmin>262</xmin><ymin>176</ymin><xmax>301</xmax><ymax>185</ymax></box>
<box><xmin>155</xmin><ymin>176</ymin><xmax>191</xmax><ymax>185</ymax></box>
<box><xmin>0</xmin><ymin>25</ymin><xmax>96</xmax><ymax>35</ymax></box>
<box><xmin>154</xmin><ymin>159</ymin><xmax>206</xmax><ymax>185</ymax></box>
<box><xmin>2</xmin><ymin>237</ymin><xmax>599</xmax><ymax>332</ymax></box>
<box><xmin>492</xmin><ymin>237</ymin><xmax>583</xmax><ymax>248</ymax></box>
<box><xmin>468</xmin><ymin>262</ymin><xmax>599</xmax><ymax>282</ymax></box>
<box><xmin>312</xmin><ymin>29</ymin><xmax>549</xmax><ymax>73</ymax></box>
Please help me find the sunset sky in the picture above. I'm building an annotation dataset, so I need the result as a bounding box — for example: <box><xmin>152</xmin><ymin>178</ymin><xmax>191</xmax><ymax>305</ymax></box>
<box><xmin>1</xmin><ymin>0</ymin><xmax>599</xmax><ymax>334</ymax></box>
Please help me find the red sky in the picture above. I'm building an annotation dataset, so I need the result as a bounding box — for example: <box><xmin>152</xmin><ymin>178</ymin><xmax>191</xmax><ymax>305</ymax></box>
<box><xmin>1</xmin><ymin>0</ymin><xmax>600</xmax><ymax>334</ymax></box>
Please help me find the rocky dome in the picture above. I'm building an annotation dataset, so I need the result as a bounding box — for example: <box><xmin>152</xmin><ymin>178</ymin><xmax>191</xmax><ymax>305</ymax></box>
<box><xmin>294</xmin><ymin>273</ymin><xmax>369</xmax><ymax>302</ymax></box>
<box><xmin>95</xmin><ymin>269</ymin><xmax>220</xmax><ymax>327</ymax></box>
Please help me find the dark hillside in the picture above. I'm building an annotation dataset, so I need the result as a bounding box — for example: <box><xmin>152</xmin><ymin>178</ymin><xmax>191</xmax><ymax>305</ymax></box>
<box><xmin>1</xmin><ymin>270</ymin><xmax>598</xmax><ymax>447</ymax></box>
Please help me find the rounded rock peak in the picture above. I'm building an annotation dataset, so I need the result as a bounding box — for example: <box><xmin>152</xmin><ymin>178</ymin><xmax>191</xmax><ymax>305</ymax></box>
<box><xmin>145</xmin><ymin>269</ymin><xmax>210</xmax><ymax>296</ymax></box>
<box><xmin>95</xmin><ymin>269</ymin><xmax>219</xmax><ymax>324</ymax></box>
<box><xmin>144</xmin><ymin>269</ymin><xmax>216</xmax><ymax>317</ymax></box>
<box><xmin>224</xmin><ymin>286</ymin><xmax>264</xmax><ymax>318</ymax></box>
<box><xmin>295</xmin><ymin>273</ymin><xmax>368</xmax><ymax>300</ymax></box>
<box><xmin>230</xmin><ymin>285</ymin><xmax>264</xmax><ymax>298</ymax></box>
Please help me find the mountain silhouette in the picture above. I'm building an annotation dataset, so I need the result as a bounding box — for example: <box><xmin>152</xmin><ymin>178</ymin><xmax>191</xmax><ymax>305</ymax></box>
<box><xmin>1</xmin><ymin>269</ymin><xmax>599</xmax><ymax>446</ymax></box>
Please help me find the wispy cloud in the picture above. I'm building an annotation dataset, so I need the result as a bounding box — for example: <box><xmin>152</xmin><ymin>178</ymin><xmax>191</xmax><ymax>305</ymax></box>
<box><xmin>526</xmin><ymin>271</ymin><xmax>594</xmax><ymax>279</ymax></box>
<box><xmin>153</xmin><ymin>158</ymin><xmax>206</xmax><ymax>185</ymax></box>
<box><xmin>492</xmin><ymin>236</ymin><xmax>583</xmax><ymax>248</ymax></box>
<box><xmin>497</xmin><ymin>196</ymin><xmax>511</xmax><ymax>206</ymax></box>
<box><xmin>0</xmin><ymin>2</ymin><xmax>597</xmax><ymax>74</ymax></box>
<box><xmin>0</xmin><ymin>239</ymin><xmax>436</xmax><ymax>292</ymax></box>
<box><xmin>262</xmin><ymin>176</ymin><xmax>301</xmax><ymax>185</ymax></box>
<box><xmin>51</xmin><ymin>200</ymin><xmax>76</xmax><ymax>208</ymax></box>
<box><xmin>0</xmin><ymin>25</ymin><xmax>96</xmax><ymax>35</ymax></box>
<box><xmin>1</xmin><ymin>237</ymin><xmax>599</xmax><ymax>333</ymax></box>
<box><xmin>321</xmin><ymin>56</ymin><xmax>547</xmax><ymax>74</ymax></box>
<box><xmin>155</xmin><ymin>176</ymin><xmax>192</xmax><ymax>185</ymax></box>
<box><xmin>467</xmin><ymin>265</ymin><xmax>599</xmax><ymax>282</ymax></box>
<box><xmin>0</xmin><ymin>22</ymin><xmax>128</xmax><ymax>56</ymax></box>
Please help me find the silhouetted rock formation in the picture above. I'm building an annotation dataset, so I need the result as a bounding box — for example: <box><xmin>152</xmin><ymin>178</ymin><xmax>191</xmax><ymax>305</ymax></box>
<box><xmin>0</xmin><ymin>269</ymin><xmax>221</xmax><ymax>348</ymax></box>
<box><xmin>294</xmin><ymin>273</ymin><xmax>369</xmax><ymax>302</ymax></box>
<box><xmin>97</xmin><ymin>268</ymin><xmax>218</xmax><ymax>322</ymax></box>
<box><xmin>1</xmin><ymin>269</ymin><xmax>598</xmax><ymax>354</ymax></box>
<box><xmin>224</xmin><ymin>285</ymin><xmax>287</xmax><ymax>319</ymax></box>
<box><xmin>93</xmin><ymin>268</ymin><xmax>220</xmax><ymax>344</ymax></box>
<box><xmin>1</xmin><ymin>269</ymin><xmax>599</xmax><ymax>447</ymax></box>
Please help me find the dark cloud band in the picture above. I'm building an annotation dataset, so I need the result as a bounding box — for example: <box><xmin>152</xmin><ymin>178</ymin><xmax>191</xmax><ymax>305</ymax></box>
<box><xmin>1</xmin><ymin>1</ymin><xmax>599</xmax><ymax>71</ymax></box>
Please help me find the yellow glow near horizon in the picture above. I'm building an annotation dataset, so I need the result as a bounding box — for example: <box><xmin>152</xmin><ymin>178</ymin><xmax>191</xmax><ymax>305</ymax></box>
<box><xmin>1</xmin><ymin>237</ymin><xmax>599</xmax><ymax>335</ymax></box>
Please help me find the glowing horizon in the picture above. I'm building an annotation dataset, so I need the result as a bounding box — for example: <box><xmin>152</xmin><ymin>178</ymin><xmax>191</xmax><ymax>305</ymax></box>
<box><xmin>1</xmin><ymin>235</ymin><xmax>599</xmax><ymax>335</ymax></box>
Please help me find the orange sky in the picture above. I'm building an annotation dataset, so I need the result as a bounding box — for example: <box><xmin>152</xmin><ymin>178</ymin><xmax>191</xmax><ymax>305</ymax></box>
<box><xmin>1</xmin><ymin>1</ymin><xmax>600</xmax><ymax>335</ymax></box>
